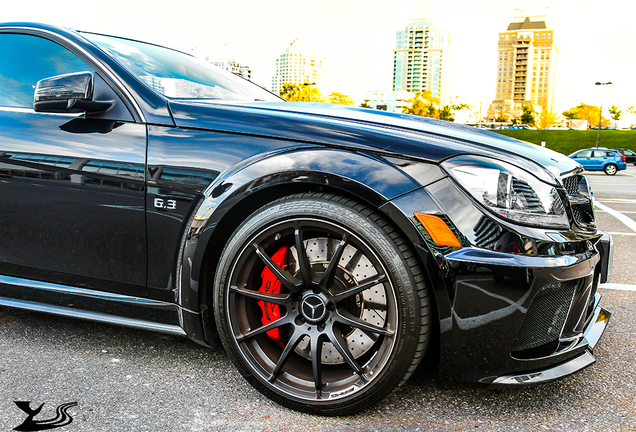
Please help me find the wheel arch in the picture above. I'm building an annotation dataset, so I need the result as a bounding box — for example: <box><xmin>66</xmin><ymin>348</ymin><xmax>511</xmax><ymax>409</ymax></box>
<box><xmin>177</xmin><ymin>148</ymin><xmax>444</xmax><ymax>346</ymax></box>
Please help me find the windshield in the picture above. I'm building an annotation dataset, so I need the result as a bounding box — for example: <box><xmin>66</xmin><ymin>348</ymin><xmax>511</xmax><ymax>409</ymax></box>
<box><xmin>83</xmin><ymin>33</ymin><xmax>281</xmax><ymax>102</ymax></box>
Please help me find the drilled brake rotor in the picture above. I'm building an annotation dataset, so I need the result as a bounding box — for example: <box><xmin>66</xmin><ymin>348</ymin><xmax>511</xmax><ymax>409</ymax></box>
<box><xmin>289</xmin><ymin>237</ymin><xmax>388</xmax><ymax>364</ymax></box>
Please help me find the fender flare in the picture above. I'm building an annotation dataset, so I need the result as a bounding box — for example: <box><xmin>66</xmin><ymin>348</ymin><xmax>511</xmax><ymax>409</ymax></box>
<box><xmin>176</xmin><ymin>147</ymin><xmax>447</xmax><ymax>343</ymax></box>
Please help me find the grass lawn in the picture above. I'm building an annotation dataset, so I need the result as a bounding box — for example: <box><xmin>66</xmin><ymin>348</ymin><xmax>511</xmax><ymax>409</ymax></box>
<box><xmin>493</xmin><ymin>130</ymin><xmax>636</xmax><ymax>156</ymax></box>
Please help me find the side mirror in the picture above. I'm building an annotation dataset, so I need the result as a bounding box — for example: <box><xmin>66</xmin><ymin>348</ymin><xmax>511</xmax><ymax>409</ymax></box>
<box><xmin>34</xmin><ymin>71</ymin><xmax>112</xmax><ymax>113</ymax></box>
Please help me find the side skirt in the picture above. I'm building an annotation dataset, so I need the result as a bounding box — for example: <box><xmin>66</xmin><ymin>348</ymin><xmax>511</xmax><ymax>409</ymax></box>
<box><xmin>0</xmin><ymin>275</ymin><xmax>187</xmax><ymax>337</ymax></box>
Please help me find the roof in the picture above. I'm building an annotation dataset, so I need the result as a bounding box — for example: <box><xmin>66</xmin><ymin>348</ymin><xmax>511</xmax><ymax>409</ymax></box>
<box><xmin>507</xmin><ymin>17</ymin><xmax>547</xmax><ymax>31</ymax></box>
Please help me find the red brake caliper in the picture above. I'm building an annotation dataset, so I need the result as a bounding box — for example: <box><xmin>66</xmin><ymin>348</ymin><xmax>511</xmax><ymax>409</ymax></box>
<box><xmin>257</xmin><ymin>245</ymin><xmax>288</xmax><ymax>348</ymax></box>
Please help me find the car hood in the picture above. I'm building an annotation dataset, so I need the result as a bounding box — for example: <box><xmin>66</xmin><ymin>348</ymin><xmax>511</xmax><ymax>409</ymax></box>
<box><xmin>168</xmin><ymin>100</ymin><xmax>581</xmax><ymax>184</ymax></box>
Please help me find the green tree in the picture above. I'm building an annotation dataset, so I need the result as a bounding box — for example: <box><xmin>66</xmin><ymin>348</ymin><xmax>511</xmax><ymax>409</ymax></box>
<box><xmin>608</xmin><ymin>105</ymin><xmax>622</xmax><ymax>128</ymax></box>
<box><xmin>562</xmin><ymin>108</ymin><xmax>579</xmax><ymax>120</ymax></box>
<box><xmin>438</xmin><ymin>105</ymin><xmax>454</xmax><ymax>121</ymax></box>
<box><xmin>402</xmin><ymin>91</ymin><xmax>440</xmax><ymax>117</ymax></box>
<box><xmin>450</xmin><ymin>103</ymin><xmax>470</xmax><ymax>112</ymax></box>
<box><xmin>359</xmin><ymin>99</ymin><xmax>372</xmax><ymax>108</ymax></box>
<box><xmin>280</xmin><ymin>82</ymin><xmax>324</xmax><ymax>102</ymax></box>
<box><xmin>494</xmin><ymin>111</ymin><xmax>508</xmax><ymax>122</ymax></box>
<box><xmin>538</xmin><ymin>109</ymin><xmax>558</xmax><ymax>129</ymax></box>
<box><xmin>403</xmin><ymin>92</ymin><xmax>467</xmax><ymax>122</ymax></box>
<box><xmin>520</xmin><ymin>104</ymin><xmax>535</xmax><ymax>125</ymax></box>
<box><xmin>562</xmin><ymin>103</ymin><xmax>609</xmax><ymax>127</ymax></box>
<box><xmin>440</xmin><ymin>103</ymin><xmax>469</xmax><ymax>122</ymax></box>
<box><xmin>327</xmin><ymin>92</ymin><xmax>354</xmax><ymax>106</ymax></box>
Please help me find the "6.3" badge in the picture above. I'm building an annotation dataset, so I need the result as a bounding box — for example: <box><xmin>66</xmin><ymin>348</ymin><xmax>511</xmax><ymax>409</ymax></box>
<box><xmin>154</xmin><ymin>197</ymin><xmax>177</xmax><ymax>210</ymax></box>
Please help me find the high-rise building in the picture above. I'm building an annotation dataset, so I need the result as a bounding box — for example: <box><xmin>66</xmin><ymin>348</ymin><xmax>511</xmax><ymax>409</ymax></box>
<box><xmin>271</xmin><ymin>39</ymin><xmax>322</xmax><ymax>97</ymax></box>
<box><xmin>393</xmin><ymin>17</ymin><xmax>450</xmax><ymax>105</ymax></box>
<box><xmin>209</xmin><ymin>59</ymin><xmax>252</xmax><ymax>81</ymax></box>
<box><xmin>364</xmin><ymin>90</ymin><xmax>415</xmax><ymax>113</ymax></box>
<box><xmin>192</xmin><ymin>45</ymin><xmax>253</xmax><ymax>81</ymax></box>
<box><xmin>487</xmin><ymin>14</ymin><xmax>557</xmax><ymax>121</ymax></box>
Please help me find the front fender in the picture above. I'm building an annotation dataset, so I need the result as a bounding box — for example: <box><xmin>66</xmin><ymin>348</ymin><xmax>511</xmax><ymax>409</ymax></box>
<box><xmin>178</xmin><ymin>148</ymin><xmax>433</xmax><ymax>320</ymax></box>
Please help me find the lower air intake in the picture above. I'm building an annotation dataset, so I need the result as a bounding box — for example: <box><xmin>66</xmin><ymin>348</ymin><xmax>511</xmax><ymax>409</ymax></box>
<box><xmin>511</xmin><ymin>280</ymin><xmax>579</xmax><ymax>354</ymax></box>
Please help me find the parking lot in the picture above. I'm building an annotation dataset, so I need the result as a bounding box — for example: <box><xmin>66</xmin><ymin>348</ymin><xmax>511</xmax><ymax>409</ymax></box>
<box><xmin>1</xmin><ymin>166</ymin><xmax>635</xmax><ymax>432</ymax></box>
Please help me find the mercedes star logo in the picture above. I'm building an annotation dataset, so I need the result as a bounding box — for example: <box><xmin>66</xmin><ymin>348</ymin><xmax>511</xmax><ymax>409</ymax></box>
<box><xmin>301</xmin><ymin>295</ymin><xmax>327</xmax><ymax>322</ymax></box>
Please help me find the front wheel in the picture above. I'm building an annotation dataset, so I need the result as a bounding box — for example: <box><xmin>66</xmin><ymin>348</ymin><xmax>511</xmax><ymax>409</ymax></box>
<box><xmin>213</xmin><ymin>193</ymin><xmax>431</xmax><ymax>415</ymax></box>
<box><xmin>604</xmin><ymin>163</ymin><xmax>618</xmax><ymax>175</ymax></box>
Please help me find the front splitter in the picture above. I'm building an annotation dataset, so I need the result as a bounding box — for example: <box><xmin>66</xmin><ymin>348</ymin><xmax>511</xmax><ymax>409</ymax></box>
<box><xmin>491</xmin><ymin>304</ymin><xmax>611</xmax><ymax>386</ymax></box>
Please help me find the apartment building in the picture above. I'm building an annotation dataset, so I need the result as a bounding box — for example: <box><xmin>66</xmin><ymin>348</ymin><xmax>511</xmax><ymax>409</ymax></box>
<box><xmin>393</xmin><ymin>18</ymin><xmax>450</xmax><ymax>106</ymax></box>
<box><xmin>271</xmin><ymin>39</ymin><xmax>322</xmax><ymax>97</ymax></box>
<box><xmin>488</xmin><ymin>15</ymin><xmax>557</xmax><ymax>121</ymax></box>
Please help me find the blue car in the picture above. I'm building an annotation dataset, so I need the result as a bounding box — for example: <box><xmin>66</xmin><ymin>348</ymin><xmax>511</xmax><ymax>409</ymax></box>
<box><xmin>569</xmin><ymin>149</ymin><xmax>627</xmax><ymax>175</ymax></box>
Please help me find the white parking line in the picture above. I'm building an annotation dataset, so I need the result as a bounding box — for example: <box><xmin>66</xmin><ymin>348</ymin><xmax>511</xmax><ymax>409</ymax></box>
<box><xmin>599</xmin><ymin>283</ymin><xmax>636</xmax><ymax>292</ymax></box>
<box><xmin>597</xmin><ymin>199</ymin><xmax>636</xmax><ymax>204</ymax></box>
<box><xmin>606</xmin><ymin>232</ymin><xmax>636</xmax><ymax>236</ymax></box>
<box><xmin>594</xmin><ymin>202</ymin><xmax>636</xmax><ymax>232</ymax></box>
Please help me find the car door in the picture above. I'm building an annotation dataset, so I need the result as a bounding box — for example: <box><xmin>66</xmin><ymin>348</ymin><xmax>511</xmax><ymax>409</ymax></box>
<box><xmin>593</xmin><ymin>150</ymin><xmax>612</xmax><ymax>170</ymax></box>
<box><xmin>571</xmin><ymin>150</ymin><xmax>593</xmax><ymax>170</ymax></box>
<box><xmin>0</xmin><ymin>32</ymin><xmax>147</xmax><ymax>296</ymax></box>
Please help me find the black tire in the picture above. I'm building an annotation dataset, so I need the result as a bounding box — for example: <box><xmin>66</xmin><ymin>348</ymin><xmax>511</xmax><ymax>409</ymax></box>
<box><xmin>213</xmin><ymin>193</ymin><xmax>431</xmax><ymax>416</ymax></box>
<box><xmin>604</xmin><ymin>163</ymin><xmax>618</xmax><ymax>175</ymax></box>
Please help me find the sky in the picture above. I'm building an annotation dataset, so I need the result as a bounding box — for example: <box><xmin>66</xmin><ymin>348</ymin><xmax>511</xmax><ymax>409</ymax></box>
<box><xmin>5</xmin><ymin>0</ymin><xmax>636</xmax><ymax>123</ymax></box>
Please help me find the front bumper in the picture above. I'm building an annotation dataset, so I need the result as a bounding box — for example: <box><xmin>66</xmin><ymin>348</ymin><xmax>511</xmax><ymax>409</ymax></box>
<box><xmin>489</xmin><ymin>232</ymin><xmax>613</xmax><ymax>386</ymax></box>
<box><xmin>491</xmin><ymin>294</ymin><xmax>610</xmax><ymax>386</ymax></box>
<box><xmin>434</xmin><ymin>241</ymin><xmax>610</xmax><ymax>385</ymax></box>
<box><xmin>388</xmin><ymin>182</ymin><xmax>613</xmax><ymax>386</ymax></box>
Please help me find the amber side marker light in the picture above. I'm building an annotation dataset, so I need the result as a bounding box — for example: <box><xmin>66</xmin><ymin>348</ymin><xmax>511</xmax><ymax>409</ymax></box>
<box><xmin>414</xmin><ymin>212</ymin><xmax>462</xmax><ymax>248</ymax></box>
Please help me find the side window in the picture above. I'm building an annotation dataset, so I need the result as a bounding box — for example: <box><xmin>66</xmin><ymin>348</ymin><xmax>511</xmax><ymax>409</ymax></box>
<box><xmin>574</xmin><ymin>151</ymin><xmax>591</xmax><ymax>158</ymax></box>
<box><xmin>0</xmin><ymin>33</ymin><xmax>93</xmax><ymax>108</ymax></box>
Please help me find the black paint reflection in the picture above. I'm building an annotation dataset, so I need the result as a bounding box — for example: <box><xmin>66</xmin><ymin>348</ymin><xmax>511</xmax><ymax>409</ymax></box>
<box><xmin>0</xmin><ymin>111</ymin><xmax>147</xmax><ymax>295</ymax></box>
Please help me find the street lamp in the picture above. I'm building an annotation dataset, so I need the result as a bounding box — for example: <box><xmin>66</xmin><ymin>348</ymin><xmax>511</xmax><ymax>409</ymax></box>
<box><xmin>595</xmin><ymin>81</ymin><xmax>612</xmax><ymax>148</ymax></box>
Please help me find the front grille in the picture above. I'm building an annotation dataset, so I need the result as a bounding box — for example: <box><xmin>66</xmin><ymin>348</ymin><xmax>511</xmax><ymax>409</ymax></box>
<box><xmin>562</xmin><ymin>174</ymin><xmax>595</xmax><ymax>227</ymax></box>
<box><xmin>562</xmin><ymin>175</ymin><xmax>582</xmax><ymax>196</ymax></box>
<box><xmin>511</xmin><ymin>280</ymin><xmax>579</xmax><ymax>354</ymax></box>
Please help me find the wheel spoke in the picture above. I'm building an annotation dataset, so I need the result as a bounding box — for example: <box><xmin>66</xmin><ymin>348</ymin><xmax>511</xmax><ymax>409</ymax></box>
<box><xmin>311</xmin><ymin>335</ymin><xmax>324</xmax><ymax>397</ymax></box>
<box><xmin>230</xmin><ymin>285</ymin><xmax>290</xmax><ymax>305</ymax></box>
<box><xmin>270</xmin><ymin>330</ymin><xmax>305</xmax><ymax>382</ymax></box>
<box><xmin>293</xmin><ymin>222</ymin><xmax>314</xmax><ymax>285</ymax></box>
<box><xmin>344</xmin><ymin>249</ymin><xmax>362</xmax><ymax>272</ymax></box>
<box><xmin>335</xmin><ymin>309</ymin><xmax>394</xmax><ymax>337</ymax></box>
<box><xmin>235</xmin><ymin>315</ymin><xmax>292</xmax><ymax>342</ymax></box>
<box><xmin>319</xmin><ymin>234</ymin><xmax>349</xmax><ymax>289</ymax></box>
<box><xmin>252</xmin><ymin>243</ymin><xmax>302</xmax><ymax>292</ymax></box>
<box><xmin>361</xmin><ymin>300</ymin><xmax>388</xmax><ymax>311</ymax></box>
<box><xmin>330</xmin><ymin>274</ymin><xmax>387</xmax><ymax>303</ymax></box>
<box><xmin>327</xmin><ymin>327</ymin><xmax>365</xmax><ymax>378</ymax></box>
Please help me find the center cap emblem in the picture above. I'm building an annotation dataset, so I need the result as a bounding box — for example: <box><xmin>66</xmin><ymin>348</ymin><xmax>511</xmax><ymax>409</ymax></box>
<box><xmin>301</xmin><ymin>294</ymin><xmax>327</xmax><ymax>323</ymax></box>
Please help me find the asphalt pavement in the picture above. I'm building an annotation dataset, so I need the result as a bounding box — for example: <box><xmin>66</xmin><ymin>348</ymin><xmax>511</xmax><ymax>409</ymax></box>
<box><xmin>1</xmin><ymin>166</ymin><xmax>635</xmax><ymax>432</ymax></box>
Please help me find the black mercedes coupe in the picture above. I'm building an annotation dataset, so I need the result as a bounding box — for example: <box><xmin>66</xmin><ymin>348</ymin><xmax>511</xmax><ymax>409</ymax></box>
<box><xmin>0</xmin><ymin>22</ymin><xmax>612</xmax><ymax>415</ymax></box>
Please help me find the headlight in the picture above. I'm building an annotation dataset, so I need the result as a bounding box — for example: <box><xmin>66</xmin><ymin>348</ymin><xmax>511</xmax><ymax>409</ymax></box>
<box><xmin>442</xmin><ymin>155</ymin><xmax>569</xmax><ymax>229</ymax></box>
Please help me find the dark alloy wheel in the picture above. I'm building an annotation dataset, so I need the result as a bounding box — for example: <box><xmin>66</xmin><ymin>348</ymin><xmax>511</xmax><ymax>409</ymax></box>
<box><xmin>213</xmin><ymin>193</ymin><xmax>430</xmax><ymax>415</ymax></box>
<box><xmin>604</xmin><ymin>163</ymin><xmax>618</xmax><ymax>175</ymax></box>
